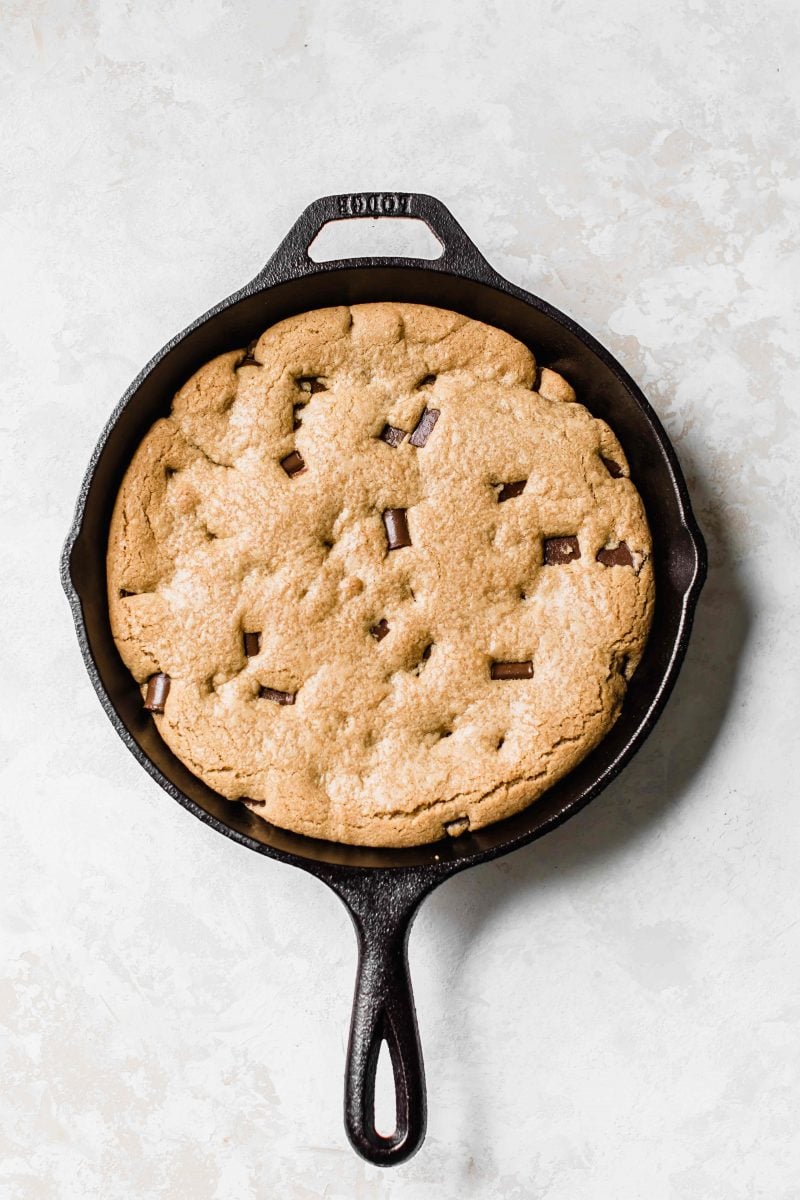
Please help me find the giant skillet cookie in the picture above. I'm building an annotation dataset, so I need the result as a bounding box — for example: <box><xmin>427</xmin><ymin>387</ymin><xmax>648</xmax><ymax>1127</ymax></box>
<box><xmin>107</xmin><ymin>303</ymin><xmax>654</xmax><ymax>847</ymax></box>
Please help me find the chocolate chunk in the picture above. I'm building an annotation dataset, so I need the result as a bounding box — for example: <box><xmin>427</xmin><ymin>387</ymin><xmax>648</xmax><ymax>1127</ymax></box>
<box><xmin>411</xmin><ymin>643</ymin><xmax>433</xmax><ymax>674</ymax></box>
<box><xmin>596</xmin><ymin>541</ymin><xmax>634</xmax><ymax>567</ymax></box>
<box><xmin>370</xmin><ymin>619</ymin><xmax>390</xmax><ymax>641</ymax></box>
<box><xmin>490</xmin><ymin>660</ymin><xmax>533</xmax><ymax>680</ymax></box>
<box><xmin>280</xmin><ymin>451</ymin><xmax>307</xmax><ymax>478</ymax></box>
<box><xmin>119</xmin><ymin>588</ymin><xmax>136</xmax><ymax>598</ymax></box>
<box><xmin>497</xmin><ymin>480</ymin><xmax>526</xmax><ymax>503</ymax></box>
<box><xmin>236</xmin><ymin>341</ymin><xmax>261</xmax><ymax>369</ymax></box>
<box><xmin>417</xmin><ymin>374</ymin><xmax>437</xmax><ymax>388</ymax></box>
<box><xmin>297</xmin><ymin>376</ymin><xmax>327</xmax><ymax>393</ymax></box>
<box><xmin>409</xmin><ymin>408</ymin><xmax>440</xmax><ymax>448</ymax></box>
<box><xmin>379</xmin><ymin>424</ymin><xmax>406</xmax><ymax>448</ymax></box>
<box><xmin>383</xmin><ymin>508</ymin><xmax>411</xmax><ymax>550</ymax></box>
<box><xmin>243</xmin><ymin>631</ymin><xmax>261</xmax><ymax>657</ymax></box>
<box><xmin>144</xmin><ymin>672</ymin><xmax>171</xmax><ymax>713</ymax></box>
<box><xmin>544</xmin><ymin>536</ymin><xmax>581</xmax><ymax>565</ymax></box>
<box><xmin>259</xmin><ymin>686</ymin><xmax>296</xmax><ymax>705</ymax></box>
<box><xmin>292</xmin><ymin>376</ymin><xmax>325</xmax><ymax>426</ymax></box>
<box><xmin>601</xmin><ymin>455</ymin><xmax>624</xmax><ymax>478</ymax></box>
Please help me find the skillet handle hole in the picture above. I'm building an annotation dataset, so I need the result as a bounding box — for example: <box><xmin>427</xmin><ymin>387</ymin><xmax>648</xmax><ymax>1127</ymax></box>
<box><xmin>374</xmin><ymin>1035</ymin><xmax>398</xmax><ymax>1139</ymax></box>
<box><xmin>308</xmin><ymin>217</ymin><xmax>443</xmax><ymax>263</ymax></box>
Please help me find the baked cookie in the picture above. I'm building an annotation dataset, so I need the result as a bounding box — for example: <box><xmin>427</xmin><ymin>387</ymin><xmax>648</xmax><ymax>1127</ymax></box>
<box><xmin>107</xmin><ymin>303</ymin><xmax>654</xmax><ymax>847</ymax></box>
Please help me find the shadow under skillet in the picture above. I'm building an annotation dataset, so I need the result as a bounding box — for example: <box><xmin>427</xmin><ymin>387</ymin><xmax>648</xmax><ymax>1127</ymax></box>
<box><xmin>416</xmin><ymin>444</ymin><xmax>750</xmax><ymax>1158</ymax></box>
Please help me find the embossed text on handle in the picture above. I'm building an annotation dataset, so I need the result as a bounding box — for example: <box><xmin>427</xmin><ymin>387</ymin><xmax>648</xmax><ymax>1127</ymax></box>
<box><xmin>337</xmin><ymin>192</ymin><xmax>412</xmax><ymax>217</ymax></box>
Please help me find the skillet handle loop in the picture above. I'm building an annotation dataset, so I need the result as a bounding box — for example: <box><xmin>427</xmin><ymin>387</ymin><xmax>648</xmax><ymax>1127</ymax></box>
<box><xmin>321</xmin><ymin>869</ymin><xmax>434</xmax><ymax>1166</ymax></box>
<box><xmin>257</xmin><ymin>191</ymin><xmax>492</xmax><ymax>282</ymax></box>
<box><xmin>345</xmin><ymin>909</ymin><xmax>425</xmax><ymax>1166</ymax></box>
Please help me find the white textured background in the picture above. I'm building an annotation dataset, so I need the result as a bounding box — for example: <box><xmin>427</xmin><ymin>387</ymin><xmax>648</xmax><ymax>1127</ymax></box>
<box><xmin>2</xmin><ymin>1</ymin><xmax>800</xmax><ymax>1196</ymax></box>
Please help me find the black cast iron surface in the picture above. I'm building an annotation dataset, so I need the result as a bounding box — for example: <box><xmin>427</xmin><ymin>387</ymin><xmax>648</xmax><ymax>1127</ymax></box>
<box><xmin>61</xmin><ymin>191</ymin><xmax>707</xmax><ymax>1166</ymax></box>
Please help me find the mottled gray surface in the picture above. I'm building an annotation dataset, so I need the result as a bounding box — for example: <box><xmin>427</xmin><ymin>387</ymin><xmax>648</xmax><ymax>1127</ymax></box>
<box><xmin>2</xmin><ymin>1</ymin><xmax>799</xmax><ymax>1196</ymax></box>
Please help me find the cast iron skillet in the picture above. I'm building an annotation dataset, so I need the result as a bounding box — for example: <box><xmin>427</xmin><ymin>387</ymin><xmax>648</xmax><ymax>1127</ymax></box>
<box><xmin>61</xmin><ymin>192</ymin><xmax>706</xmax><ymax>1167</ymax></box>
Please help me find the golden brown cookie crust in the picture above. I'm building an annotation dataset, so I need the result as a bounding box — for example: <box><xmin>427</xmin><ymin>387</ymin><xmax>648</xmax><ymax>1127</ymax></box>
<box><xmin>107</xmin><ymin>303</ymin><xmax>654</xmax><ymax>847</ymax></box>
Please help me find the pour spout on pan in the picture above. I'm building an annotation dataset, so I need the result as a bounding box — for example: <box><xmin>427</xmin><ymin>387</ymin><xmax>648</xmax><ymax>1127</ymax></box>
<box><xmin>317</xmin><ymin>866</ymin><xmax>449</xmax><ymax>1167</ymax></box>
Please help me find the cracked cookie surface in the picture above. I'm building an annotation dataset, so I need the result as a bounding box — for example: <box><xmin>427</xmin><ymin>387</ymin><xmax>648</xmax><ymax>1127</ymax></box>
<box><xmin>107</xmin><ymin>302</ymin><xmax>654</xmax><ymax>847</ymax></box>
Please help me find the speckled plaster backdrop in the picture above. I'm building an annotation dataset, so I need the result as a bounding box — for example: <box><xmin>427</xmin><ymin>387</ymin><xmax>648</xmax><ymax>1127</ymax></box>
<box><xmin>2</xmin><ymin>0</ymin><xmax>800</xmax><ymax>1196</ymax></box>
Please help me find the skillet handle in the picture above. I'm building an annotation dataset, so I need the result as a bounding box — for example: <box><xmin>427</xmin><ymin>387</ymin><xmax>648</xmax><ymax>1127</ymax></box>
<box><xmin>346</xmin><ymin>904</ymin><xmax>424</xmax><ymax>1165</ymax></box>
<box><xmin>323</xmin><ymin>869</ymin><xmax>435</xmax><ymax>1166</ymax></box>
<box><xmin>256</xmin><ymin>191</ymin><xmax>494</xmax><ymax>282</ymax></box>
